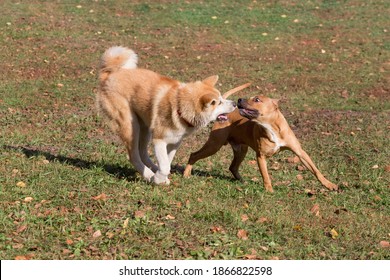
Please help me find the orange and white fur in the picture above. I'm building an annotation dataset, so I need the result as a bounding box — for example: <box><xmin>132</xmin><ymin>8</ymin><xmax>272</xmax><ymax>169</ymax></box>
<box><xmin>96</xmin><ymin>46</ymin><xmax>237</xmax><ymax>184</ymax></box>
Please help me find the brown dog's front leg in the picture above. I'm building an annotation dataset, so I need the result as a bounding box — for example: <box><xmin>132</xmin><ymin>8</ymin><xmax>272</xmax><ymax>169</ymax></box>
<box><xmin>257</xmin><ymin>153</ymin><xmax>274</xmax><ymax>192</ymax></box>
<box><xmin>184</xmin><ymin>130</ymin><xmax>227</xmax><ymax>177</ymax></box>
<box><xmin>289</xmin><ymin>145</ymin><xmax>338</xmax><ymax>190</ymax></box>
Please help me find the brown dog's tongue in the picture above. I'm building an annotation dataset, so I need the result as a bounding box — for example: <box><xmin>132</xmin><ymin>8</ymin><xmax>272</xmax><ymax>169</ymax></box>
<box><xmin>222</xmin><ymin>83</ymin><xmax>251</xmax><ymax>99</ymax></box>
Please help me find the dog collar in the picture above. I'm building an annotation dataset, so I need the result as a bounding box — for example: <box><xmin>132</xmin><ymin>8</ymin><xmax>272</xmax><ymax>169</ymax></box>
<box><xmin>177</xmin><ymin>110</ymin><xmax>195</xmax><ymax>128</ymax></box>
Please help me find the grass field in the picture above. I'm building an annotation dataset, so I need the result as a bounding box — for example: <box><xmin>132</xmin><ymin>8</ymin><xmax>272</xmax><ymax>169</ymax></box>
<box><xmin>0</xmin><ymin>0</ymin><xmax>389</xmax><ymax>260</ymax></box>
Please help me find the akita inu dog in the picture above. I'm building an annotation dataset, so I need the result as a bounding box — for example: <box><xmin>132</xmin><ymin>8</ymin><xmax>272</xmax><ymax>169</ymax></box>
<box><xmin>97</xmin><ymin>46</ymin><xmax>246</xmax><ymax>184</ymax></box>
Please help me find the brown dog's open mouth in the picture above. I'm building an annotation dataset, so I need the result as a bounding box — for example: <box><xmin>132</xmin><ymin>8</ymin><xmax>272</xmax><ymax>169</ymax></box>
<box><xmin>239</xmin><ymin>108</ymin><xmax>259</xmax><ymax>119</ymax></box>
<box><xmin>217</xmin><ymin>113</ymin><xmax>228</xmax><ymax>122</ymax></box>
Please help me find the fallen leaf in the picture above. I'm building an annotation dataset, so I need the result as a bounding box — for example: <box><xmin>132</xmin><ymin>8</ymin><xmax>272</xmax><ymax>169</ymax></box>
<box><xmin>296</xmin><ymin>174</ymin><xmax>304</xmax><ymax>180</ymax></box>
<box><xmin>379</xmin><ymin>241</ymin><xmax>390</xmax><ymax>248</ymax></box>
<box><xmin>134</xmin><ymin>210</ymin><xmax>145</xmax><ymax>218</ymax></box>
<box><xmin>310</xmin><ymin>204</ymin><xmax>320</xmax><ymax>216</ymax></box>
<box><xmin>372</xmin><ymin>165</ymin><xmax>379</xmax><ymax>169</ymax></box>
<box><xmin>330</xmin><ymin>228</ymin><xmax>339</xmax><ymax>239</ymax></box>
<box><xmin>106</xmin><ymin>232</ymin><xmax>115</xmax><ymax>239</ymax></box>
<box><xmin>66</xmin><ymin>239</ymin><xmax>73</xmax><ymax>245</ymax></box>
<box><xmin>62</xmin><ymin>249</ymin><xmax>72</xmax><ymax>255</ymax></box>
<box><xmin>257</xmin><ymin>217</ymin><xmax>268</xmax><ymax>223</ymax></box>
<box><xmin>92</xmin><ymin>193</ymin><xmax>107</xmax><ymax>201</ymax></box>
<box><xmin>260</xmin><ymin>246</ymin><xmax>269</xmax><ymax>251</ymax></box>
<box><xmin>123</xmin><ymin>218</ymin><xmax>129</xmax><ymax>229</ymax></box>
<box><xmin>237</xmin><ymin>229</ymin><xmax>248</xmax><ymax>240</ymax></box>
<box><xmin>248</xmin><ymin>160</ymin><xmax>257</xmax><ymax>165</ymax></box>
<box><xmin>165</xmin><ymin>214</ymin><xmax>175</xmax><ymax>220</ymax></box>
<box><xmin>16</xmin><ymin>181</ymin><xmax>26</xmax><ymax>188</ymax></box>
<box><xmin>293</xmin><ymin>225</ymin><xmax>302</xmax><ymax>231</ymax></box>
<box><xmin>244</xmin><ymin>249</ymin><xmax>258</xmax><ymax>259</ymax></box>
<box><xmin>241</xmin><ymin>214</ymin><xmax>249</xmax><ymax>222</ymax></box>
<box><xmin>305</xmin><ymin>189</ymin><xmax>316</xmax><ymax>196</ymax></box>
<box><xmin>92</xmin><ymin>230</ymin><xmax>101</xmax><ymax>238</ymax></box>
<box><xmin>297</xmin><ymin>165</ymin><xmax>306</xmax><ymax>171</ymax></box>
<box><xmin>24</xmin><ymin>197</ymin><xmax>33</xmax><ymax>203</ymax></box>
<box><xmin>211</xmin><ymin>226</ymin><xmax>224</xmax><ymax>233</ymax></box>
<box><xmin>15</xmin><ymin>255</ymin><xmax>32</xmax><ymax>260</ymax></box>
<box><xmin>385</xmin><ymin>165</ymin><xmax>390</xmax><ymax>172</ymax></box>
<box><xmin>286</xmin><ymin>156</ymin><xmax>300</xmax><ymax>163</ymax></box>
<box><xmin>12</xmin><ymin>243</ymin><xmax>24</xmax><ymax>249</ymax></box>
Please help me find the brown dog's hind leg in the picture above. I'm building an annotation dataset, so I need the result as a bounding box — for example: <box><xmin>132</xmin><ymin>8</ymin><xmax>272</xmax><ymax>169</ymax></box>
<box><xmin>287</xmin><ymin>143</ymin><xmax>338</xmax><ymax>190</ymax></box>
<box><xmin>184</xmin><ymin>128</ymin><xmax>229</xmax><ymax>177</ymax></box>
<box><xmin>229</xmin><ymin>144</ymin><xmax>248</xmax><ymax>181</ymax></box>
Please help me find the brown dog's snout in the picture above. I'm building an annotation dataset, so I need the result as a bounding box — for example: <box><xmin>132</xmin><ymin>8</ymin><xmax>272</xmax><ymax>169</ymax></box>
<box><xmin>237</xmin><ymin>98</ymin><xmax>246</xmax><ymax>109</ymax></box>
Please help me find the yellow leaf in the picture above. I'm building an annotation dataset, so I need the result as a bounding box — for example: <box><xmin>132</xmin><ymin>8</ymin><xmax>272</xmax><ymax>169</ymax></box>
<box><xmin>24</xmin><ymin>197</ymin><xmax>33</xmax><ymax>203</ymax></box>
<box><xmin>330</xmin><ymin>228</ymin><xmax>339</xmax><ymax>239</ymax></box>
<box><xmin>123</xmin><ymin>218</ymin><xmax>129</xmax><ymax>229</ymax></box>
<box><xmin>106</xmin><ymin>232</ymin><xmax>115</xmax><ymax>239</ymax></box>
<box><xmin>16</xmin><ymin>181</ymin><xmax>26</xmax><ymax>188</ymax></box>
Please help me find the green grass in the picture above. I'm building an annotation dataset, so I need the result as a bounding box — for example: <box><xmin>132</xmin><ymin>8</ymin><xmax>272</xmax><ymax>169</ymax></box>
<box><xmin>0</xmin><ymin>0</ymin><xmax>389</xmax><ymax>260</ymax></box>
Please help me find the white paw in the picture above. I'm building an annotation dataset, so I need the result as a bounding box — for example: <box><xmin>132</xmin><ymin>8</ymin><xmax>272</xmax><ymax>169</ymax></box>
<box><xmin>152</xmin><ymin>172</ymin><xmax>170</xmax><ymax>185</ymax></box>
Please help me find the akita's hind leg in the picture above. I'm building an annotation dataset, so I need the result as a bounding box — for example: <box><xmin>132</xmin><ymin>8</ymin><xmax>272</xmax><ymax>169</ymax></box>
<box><xmin>120</xmin><ymin>114</ymin><xmax>155</xmax><ymax>181</ymax></box>
<box><xmin>139</xmin><ymin>125</ymin><xmax>158</xmax><ymax>173</ymax></box>
<box><xmin>103</xmin><ymin>97</ymin><xmax>154</xmax><ymax>181</ymax></box>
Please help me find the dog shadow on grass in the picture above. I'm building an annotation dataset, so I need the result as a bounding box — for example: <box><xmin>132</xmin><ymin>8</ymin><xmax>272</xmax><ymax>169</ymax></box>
<box><xmin>171</xmin><ymin>164</ymin><xmax>235</xmax><ymax>182</ymax></box>
<box><xmin>4</xmin><ymin>145</ymin><xmax>232</xmax><ymax>182</ymax></box>
<box><xmin>4</xmin><ymin>145</ymin><xmax>137</xmax><ymax>180</ymax></box>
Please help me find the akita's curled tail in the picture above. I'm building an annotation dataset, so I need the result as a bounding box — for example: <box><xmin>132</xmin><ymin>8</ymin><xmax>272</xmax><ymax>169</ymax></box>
<box><xmin>99</xmin><ymin>46</ymin><xmax>138</xmax><ymax>82</ymax></box>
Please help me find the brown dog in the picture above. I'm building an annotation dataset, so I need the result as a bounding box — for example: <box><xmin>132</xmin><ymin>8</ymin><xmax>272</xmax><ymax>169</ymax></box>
<box><xmin>184</xmin><ymin>95</ymin><xmax>338</xmax><ymax>192</ymax></box>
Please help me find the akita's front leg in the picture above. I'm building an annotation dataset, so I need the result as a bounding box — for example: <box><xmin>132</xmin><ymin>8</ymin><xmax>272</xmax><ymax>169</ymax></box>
<box><xmin>153</xmin><ymin>139</ymin><xmax>171</xmax><ymax>185</ymax></box>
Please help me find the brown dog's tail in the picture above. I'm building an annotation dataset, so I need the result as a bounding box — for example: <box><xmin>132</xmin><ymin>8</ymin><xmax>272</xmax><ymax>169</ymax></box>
<box><xmin>99</xmin><ymin>46</ymin><xmax>138</xmax><ymax>83</ymax></box>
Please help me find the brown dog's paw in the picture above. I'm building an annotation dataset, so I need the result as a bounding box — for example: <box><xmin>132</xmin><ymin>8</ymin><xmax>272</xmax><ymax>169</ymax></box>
<box><xmin>183</xmin><ymin>165</ymin><xmax>192</xmax><ymax>177</ymax></box>
<box><xmin>325</xmin><ymin>182</ymin><xmax>338</xmax><ymax>191</ymax></box>
<box><xmin>264</xmin><ymin>184</ymin><xmax>274</xmax><ymax>193</ymax></box>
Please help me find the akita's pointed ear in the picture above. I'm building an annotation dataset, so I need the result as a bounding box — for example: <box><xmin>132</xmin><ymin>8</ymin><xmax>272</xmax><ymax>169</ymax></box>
<box><xmin>202</xmin><ymin>75</ymin><xmax>219</xmax><ymax>87</ymax></box>
<box><xmin>201</xmin><ymin>93</ymin><xmax>217</xmax><ymax>108</ymax></box>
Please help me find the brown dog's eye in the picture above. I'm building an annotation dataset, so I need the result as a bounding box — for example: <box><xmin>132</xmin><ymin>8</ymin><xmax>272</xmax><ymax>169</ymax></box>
<box><xmin>211</xmin><ymin>100</ymin><xmax>216</xmax><ymax>105</ymax></box>
<box><xmin>254</xmin><ymin>97</ymin><xmax>261</xmax><ymax>102</ymax></box>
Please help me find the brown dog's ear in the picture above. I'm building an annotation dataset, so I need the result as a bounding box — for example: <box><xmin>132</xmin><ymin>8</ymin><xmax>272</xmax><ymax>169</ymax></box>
<box><xmin>202</xmin><ymin>75</ymin><xmax>219</xmax><ymax>87</ymax></box>
<box><xmin>272</xmin><ymin>99</ymin><xmax>280</xmax><ymax>109</ymax></box>
<box><xmin>200</xmin><ymin>93</ymin><xmax>217</xmax><ymax>108</ymax></box>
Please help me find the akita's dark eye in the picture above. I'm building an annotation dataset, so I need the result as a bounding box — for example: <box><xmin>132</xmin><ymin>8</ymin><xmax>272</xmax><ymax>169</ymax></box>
<box><xmin>211</xmin><ymin>100</ymin><xmax>216</xmax><ymax>105</ymax></box>
<box><xmin>254</xmin><ymin>97</ymin><xmax>261</xmax><ymax>102</ymax></box>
